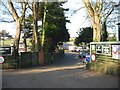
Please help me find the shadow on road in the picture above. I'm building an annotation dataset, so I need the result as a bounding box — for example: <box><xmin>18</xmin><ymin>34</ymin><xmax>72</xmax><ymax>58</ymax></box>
<box><xmin>2</xmin><ymin>52</ymin><xmax>119</xmax><ymax>88</ymax></box>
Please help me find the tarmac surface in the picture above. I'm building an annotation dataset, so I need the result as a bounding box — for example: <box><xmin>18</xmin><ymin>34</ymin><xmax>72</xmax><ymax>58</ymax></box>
<box><xmin>2</xmin><ymin>52</ymin><xmax>119</xmax><ymax>88</ymax></box>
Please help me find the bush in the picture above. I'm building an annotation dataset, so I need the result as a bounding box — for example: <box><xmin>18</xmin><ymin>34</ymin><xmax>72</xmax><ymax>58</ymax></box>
<box><xmin>90</xmin><ymin>61</ymin><xmax>119</xmax><ymax>76</ymax></box>
<box><xmin>86</xmin><ymin>62</ymin><xmax>91</xmax><ymax>69</ymax></box>
<box><xmin>2</xmin><ymin>56</ymin><xmax>17</xmax><ymax>69</ymax></box>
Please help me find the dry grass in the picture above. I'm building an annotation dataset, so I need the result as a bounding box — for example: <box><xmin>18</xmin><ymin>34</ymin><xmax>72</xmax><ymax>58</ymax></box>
<box><xmin>89</xmin><ymin>61</ymin><xmax>119</xmax><ymax>76</ymax></box>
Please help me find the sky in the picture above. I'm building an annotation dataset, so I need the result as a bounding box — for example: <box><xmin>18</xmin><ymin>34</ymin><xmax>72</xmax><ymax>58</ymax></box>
<box><xmin>0</xmin><ymin>0</ymin><xmax>119</xmax><ymax>37</ymax></box>
<box><xmin>62</xmin><ymin>0</ymin><xmax>91</xmax><ymax>37</ymax></box>
<box><xmin>0</xmin><ymin>0</ymin><xmax>91</xmax><ymax>38</ymax></box>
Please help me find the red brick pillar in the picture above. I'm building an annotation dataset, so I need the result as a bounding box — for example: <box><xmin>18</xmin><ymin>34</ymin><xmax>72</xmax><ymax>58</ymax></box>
<box><xmin>38</xmin><ymin>52</ymin><xmax>44</xmax><ymax>65</ymax></box>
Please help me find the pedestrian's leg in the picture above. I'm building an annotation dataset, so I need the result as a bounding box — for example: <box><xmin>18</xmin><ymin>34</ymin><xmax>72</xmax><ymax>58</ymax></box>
<box><xmin>82</xmin><ymin>58</ymin><xmax>86</xmax><ymax>69</ymax></box>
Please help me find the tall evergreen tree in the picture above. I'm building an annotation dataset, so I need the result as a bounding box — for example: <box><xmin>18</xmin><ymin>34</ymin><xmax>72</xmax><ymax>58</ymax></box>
<box><xmin>41</xmin><ymin>2</ymin><xmax>70</xmax><ymax>52</ymax></box>
<box><xmin>23</xmin><ymin>2</ymin><xmax>70</xmax><ymax>52</ymax></box>
<box><xmin>75</xmin><ymin>27</ymin><xmax>93</xmax><ymax>46</ymax></box>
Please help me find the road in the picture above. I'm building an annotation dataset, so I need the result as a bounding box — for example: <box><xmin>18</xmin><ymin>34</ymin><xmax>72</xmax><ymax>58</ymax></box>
<box><xmin>2</xmin><ymin>52</ymin><xmax>119</xmax><ymax>88</ymax></box>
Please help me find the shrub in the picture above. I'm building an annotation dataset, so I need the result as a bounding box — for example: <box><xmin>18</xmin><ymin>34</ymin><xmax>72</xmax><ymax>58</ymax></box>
<box><xmin>89</xmin><ymin>61</ymin><xmax>119</xmax><ymax>76</ymax></box>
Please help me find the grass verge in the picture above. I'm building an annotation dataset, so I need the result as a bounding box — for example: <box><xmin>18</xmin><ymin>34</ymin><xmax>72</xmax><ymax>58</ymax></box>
<box><xmin>88</xmin><ymin>61</ymin><xmax>120</xmax><ymax>76</ymax></box>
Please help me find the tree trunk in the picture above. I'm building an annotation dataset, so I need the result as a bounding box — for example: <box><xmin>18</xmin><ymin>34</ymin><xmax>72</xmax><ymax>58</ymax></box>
<box><xmin>22</xmin><ymin>5</ymin><xmax>27</xmax><ymax>52</ymax></box>
<box><xmin>32</xmin><ymin>19</ymin><xmax>38</xmax><ymax>51</ymax></box>
<box><xmin>32</xmin><ymin>2</ymin><xmax>41</xmax><ymax>52</ymax></box>
<box><xmin>23</xmin><ymin>30</ymin><xmax>27</xmax><ymax>52</ymax></box>
<box><xmin>82</xmin><ymin>0</ymin><xmax>101</xmax><ymax>42</ymax></box>
<box><xmin>101</xmin><ymin>21</ymin><xmax>108</xmax><ymax>41</ymax></box>
<box><xmin>7</xmin><ymin>1</ymin><xmax>27</xmax><ymax>68</ymax></box>
<box><xmin>91</xmin><ymin>13</ymin><xmax>101</xmax><ymax>42</ymax></box>
<box><xmin>41</xmin><ymin>2</ymin><xmax>47</xmax><ymax>52</ymax></box>
<box><xmin>32</xmin><ymin>2</ymin><xmax>38</xmax><ymax>51</ymax></box>
<box><xmin>7</xmin><ymin>0</ymin><xmax>27</xmax><ymax>52</ymax></box>
<box><xmin>14</xmin><ymin>19</ymin><xmax>21</xmax><ymax>57</ymax></box>
<box><xmin>92</xmin><ymin>24</ymin><xmax>101</xmax><ymax>42</ymax></box>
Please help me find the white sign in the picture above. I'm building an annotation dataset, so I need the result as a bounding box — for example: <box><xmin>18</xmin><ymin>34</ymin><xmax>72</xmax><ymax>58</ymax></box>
<box><xmin>91</xmin><ymin>54</ymin><xmax>96</xmax><ymax>62</ymax></box>
<box><xmin>103</xmin><ymin>45</ymin><xmax>111</xmax><ymax>55</ymax></box>
<box><xmin>96</xmin><ymin>45</ymin><xmax>102</xmax><ymax>54</ymax></box>
<box><xmin>0</xmin><ymin>56</ymin><xmax>4</xmax><ymax>64</ymax></box>
<box><xmin>112</xmin><ymin>45</ymin><xmax>120</xmax><ymax>59</ymax></box>
<box><xmin>91</xmin><ymin>45</ymin><xmax>95</xmax><ymax>50</ymax></box>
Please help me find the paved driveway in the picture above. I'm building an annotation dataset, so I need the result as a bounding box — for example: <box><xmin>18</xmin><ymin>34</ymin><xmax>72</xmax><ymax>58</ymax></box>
<box><xmin>2</xmin><ymin>52</ymin><xmax>119</xmax><ymax>88</ymax></box>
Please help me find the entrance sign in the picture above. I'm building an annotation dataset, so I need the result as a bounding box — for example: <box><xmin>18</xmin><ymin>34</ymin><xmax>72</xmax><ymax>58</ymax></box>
<box><xmin>0</xmin><ymin>56</ymin><xmax>4</xmax><ymax>64</ymax></box>
<box><xmin>90</xmin><ymin>42</ymin><xmax>120</xmax><ymax>60</ymax></box>
<box><xmin>0</xmin><ymin>46</ymin><xmax>12</xmax><ymax>56</ymax></box>
<box><xmin>112</xmin><ymin>45</ymin><xmax>120</xmax><ymax>59</ymax></box>
<box><xmin>91</xmin><ymin>54</ymin><xmax>96</xmax><ymax>62</ymax></box>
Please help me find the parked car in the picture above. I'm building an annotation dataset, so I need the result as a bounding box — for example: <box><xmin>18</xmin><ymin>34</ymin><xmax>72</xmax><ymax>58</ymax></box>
<box><xmin>69</xmin><ymin>45</ymin><xmax>77</xmax><ymax>52</ymax></box>
<box><xmin>61</xmin><ymin>43</ymin><xmax>71</xmax><ymax>50</ymax></box>
<box><xmin>76</xmin><ymin>47</ymin><xmax>83</xmax><ymax>52</ymax></box>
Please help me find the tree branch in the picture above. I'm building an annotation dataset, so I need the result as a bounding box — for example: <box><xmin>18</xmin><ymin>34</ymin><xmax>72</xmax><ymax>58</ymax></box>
<box><xmin>72</xmin><ymin>7</ymin><xmax>85</xmax><ymax>14</ymax></box>
<box><xmin>95</xmin><ymin>0</ymin><xmax>100</xmax><ymax>12</ymax></box>
<box><xmin>7</xmin><ymin>0</ymin><xmax>19</xmax><ymax>21</ymax></box>
<box><xmin>1</xmin><ymin>2</ymin><xmax>13</xmax><ymax>17</ymax></box>
<box><xmin>104</xmin><ymin>5</ymin><xmax>115</xmax><ymax>22</ymax></box>
<box><xmin>0</xmin><ymin>19</ymin><xmax>15</xmax><ymax>23</ymax></box>
<box><xmin>28</xmin><ymin>3</ymin><xmax>33</xmax><ymax>11</ymax></box>
<box><xmin>21</xmin><ymin>2</ymin><xmax>27</xmax><ymax>21</ymax></box>
<box><xmin>82</xmin><ymin>0</ymin><xmax>94</xmax><ymax>18</ymax></box>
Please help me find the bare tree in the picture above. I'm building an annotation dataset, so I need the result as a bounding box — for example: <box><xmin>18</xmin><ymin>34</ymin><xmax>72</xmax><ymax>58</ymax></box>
<box><xmin>20</xmin><ymin>2</ymin><xmax>29</xmax><ymax>52</ymax></box>
<box><xmin>100</xmin><ymin>1</ymin><xmax>120</xmax><ymax>41</ymax></box>
<box><xmin>7</xmin><ymin>0</ymin><xmax>27</xmax><ymax>57</ymax></box>
<box><xmin>82</xmin><ymin>0</ymin><xmax>120</xmax><ymax>42</ymax></box>
<box><xmin>82</xmin><ymin>0</ymin><xmax>101</xmax><ymax>42</ymax></box>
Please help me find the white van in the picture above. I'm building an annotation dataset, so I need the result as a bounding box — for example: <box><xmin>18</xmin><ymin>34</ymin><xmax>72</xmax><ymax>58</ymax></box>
<box><xmin>69</xmin><ymin>45</ymin><xmax>77</xmax><ymax>52</ymax></box>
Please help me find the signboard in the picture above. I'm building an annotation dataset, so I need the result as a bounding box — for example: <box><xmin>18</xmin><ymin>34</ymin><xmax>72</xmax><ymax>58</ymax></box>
<box><xmin>91</xmin><ymin>45</ymin><xmax>95</xmax><ymax>50</ymax></box>
<box><xmin>0</xmin><ymin>46</ymin><xmax>12</xmax><ymax>56</ymax></box>
<box><xmin>0</xmin><ymin>56</ymin><xmax>4</xmax><ymax>64</ymax></box>
<box><xmin>112</xmin><ymin>45</ymin><xmax>120</xmax><ymax>59</ymax></box>
<box><xmin>91</xmin><ymin>54</ymin><xmax>96</xmax><ymax>62</ymax></box>
<box><xmin>103</xmin><ymin>45</ymin><xmax>111</xmax><ymax>55</ymax></box>
<box><xmin>91</xmin><ymin>45</ymin><xmax>96</xmax><ymax>54</ymax></box>
<box><xmin>96</xmin><ymin>45</ymin><xmax>102</xmax><ymax>54</ymax></box>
